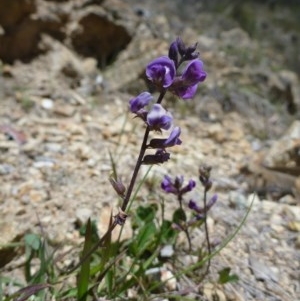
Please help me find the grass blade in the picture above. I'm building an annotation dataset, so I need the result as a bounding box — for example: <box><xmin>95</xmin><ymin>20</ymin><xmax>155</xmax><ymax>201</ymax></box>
<box><xmin>77</xmin><ymin>218</ymin><xmax>93</xmax><ymax>301</ymax></box>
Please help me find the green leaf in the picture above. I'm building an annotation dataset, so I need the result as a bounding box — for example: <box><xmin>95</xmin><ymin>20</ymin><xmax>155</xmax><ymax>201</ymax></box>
<box><xmin>218</xmin><ymin>267</ymin><xmax>239</xmax><ymax>284</ymax></box>
<box><xmin>160</xmin><ymin>220</ymin><xmax>177</xmax><ymax>243</ymax></box>
<box><xmin>77</xmin><ymin>219</ymin><xmax>93</xmax><ymax>301</ymax></box>
<box><xmin>136</xmin><ymin>204</ymin><xmax>157</xmax><ymax>225</ymax></box>
<box><xmin>172</xmin><ymin>208</ymin><xmax>187</xmax><ymax>224</ymax></box>
<box><xmin>24</xmin><ymin>233</ymin><xmax>41</xmax><ymax>251</ymax></box>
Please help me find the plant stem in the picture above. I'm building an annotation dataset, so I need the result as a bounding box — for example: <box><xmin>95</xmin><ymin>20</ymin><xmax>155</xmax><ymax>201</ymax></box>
<box><xmin>203</xmin><ymin>188</ymin><xmax>211</xmax><ymax>274</ymax></box>
<box><xmin>121</xmin><ymin>89</ymin><xmax>166</xmax><ymax>212</ymax></box>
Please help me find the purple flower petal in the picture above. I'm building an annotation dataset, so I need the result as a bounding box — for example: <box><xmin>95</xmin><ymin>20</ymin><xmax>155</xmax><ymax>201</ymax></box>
<box><xmin>146</xmin><ymin>56</ymin><xmax>176</xmax><ymax>88</ymax></box>
<box><xmin>181</xmin><ymin>59</ymin><xmax>207</xmax><ymax>85</ymax></box>
<box><xmin>174</xmin><ymin>84</ymin><xmax>198</xmax><ymax>100</ymax></box>
<box><xmin>129</xmin><ymin>92</ymin><xmax>153</xmax><ymax>113</ymax></box>
<box><xmin>163</xmin><ymin>126</ymin><xmax>182</xmax><ymax>148</ymax></box>
<box><xmin>147</xmin><ymin>104</ymin><xmax>173</xmax><ymax>131</ymax></box>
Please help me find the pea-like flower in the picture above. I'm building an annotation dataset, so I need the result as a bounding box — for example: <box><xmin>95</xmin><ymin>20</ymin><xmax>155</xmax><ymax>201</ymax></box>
<box><xmin>146</xmin><ymin>56</ymin><xmax>176</xmax><ymax>88</ymax></box>
<box><xmin>129</xmin><ymin>92</ymin><xmax>153</xmax><ymax>113</ymax></box>
<box><xmin>147</xmin><ymin>104</ymin><xmax>173</xmax><ymax>131</ymax></box>
<box><xmin>149</xmin><ymin>126</ymin><xmax>182</xmax><ymax>149</ymax></box>
<box><xmin>171</xmin><ymin>59</ymin><xmax>207</xmax><ymax>100</ymax></box>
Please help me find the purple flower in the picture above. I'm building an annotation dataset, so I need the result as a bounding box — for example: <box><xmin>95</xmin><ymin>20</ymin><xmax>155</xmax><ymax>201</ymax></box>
<box><xmin>146</xmin><ymin>56</ymin><xmax>176</xmax><ymax>88</ymax></box>
<box><xmin>161</xmin><ymin>175</ymin><xmax>196</xmax><ymax>196</ymax></box>
<box><xmin>147</xmin><ymin>104</ymin><xmax>173</xmax><ymax>131</ymax></box>
<box><xmin>148</xmin><ymin>126</ymin><xmax>182</xmax><ymax>149</ymax></box>
<box><xmin>188</xmin><ymin>194</ymin><xmax>217</xmax><ymax>214</ymax></box>
<box><xmin>180</xmin><ymin>179</ymin><xmax>196</xmax><ymax>194</ymax></box>
<box><xmin>161</xmin><ymin>175</ymin><xmax>179</xmax><ymax>194</ymax></box>
<box><xmin>181</xmin><ymin>59</ymin><xmax>206</xmax><ymax>85</ymax></box>
<box><xmin>129</xmin><ymin>92</ymin><xmax>153</xmax><ymax>113</ymax></box>
<box><xmin>171</xmin><ymin>59</ymin><xmax>207</xmax><ymax>100</ymax></box>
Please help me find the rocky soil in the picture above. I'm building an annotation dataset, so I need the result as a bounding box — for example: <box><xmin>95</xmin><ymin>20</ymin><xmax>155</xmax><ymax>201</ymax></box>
<box><xmin>0</xmin><ymin>0</ymin><xmax>299</xmax><ymax>300</ymax></box>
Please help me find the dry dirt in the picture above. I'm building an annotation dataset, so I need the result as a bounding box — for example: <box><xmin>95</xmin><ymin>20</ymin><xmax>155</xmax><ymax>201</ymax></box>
<box><xmin>0</xmin><ymin>1</ymin><xmax>300</xmax><ymax>300</ymax></box>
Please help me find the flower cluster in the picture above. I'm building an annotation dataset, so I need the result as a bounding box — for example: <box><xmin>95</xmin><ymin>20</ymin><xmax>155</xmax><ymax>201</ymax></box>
<box><xmin>127</xmin><ymin>37</ymin><xmax>206</xmax><ymax>166</ymax></box>
<box><xmin>161</xmin><ymin>175</ymin><xmax>196</xmax><ymax>197</ymax></box>
<box><xmin>161</xmin><ymin>165</ymin><xmax>217</xmax><ymax>232</ymax></box>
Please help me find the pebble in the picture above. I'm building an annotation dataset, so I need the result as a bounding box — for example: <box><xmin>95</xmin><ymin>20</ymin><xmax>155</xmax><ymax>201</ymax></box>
<box><xmin>41</xmin><ymin>98</ymin><xmax>54</xmax><ymax>110</ymax></box>
<box><xmin>160</xmin><ymin>245</ymin><xmax>174</xmax><ymax>258</ymax></box>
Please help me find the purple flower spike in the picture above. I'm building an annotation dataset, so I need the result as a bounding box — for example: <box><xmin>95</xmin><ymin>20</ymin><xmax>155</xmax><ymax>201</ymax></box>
<box><xmin>163</xmin><ymin>126</ymin><xmax>182</xmax><ymax>148</ymax></box>
<box><xmin>129</xmin><ymin>92</ymin><xmax>153</xmax><ymax>113</ymax></box>
<box><xmin>147</xmin><ymin>104</ymin><xmax>173</xmax><ymax>131</ymax></box>
<box><xmin>146</xmin><ymin>56</ymin><xmax>176</xmax><ymax>88</ymax></box>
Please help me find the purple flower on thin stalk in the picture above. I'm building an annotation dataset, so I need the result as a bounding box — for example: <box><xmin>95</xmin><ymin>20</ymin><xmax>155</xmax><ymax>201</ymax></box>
<box><xmin>171</xmin><ymin>59</ymin><xmax>207</xmax><ymax>100</ymax></box>
<box><xmin>129</xmin><ymin>92</ymin><xmax>153</xmax><ymax>113</ymax></box>
<box><xmin>148</xmin><ymin>126</ymin><xmax>182</xmax><ymax>149</ymax></box>
<box><xmin>147</xmin><ymin>104</ymin><xmax>173</xmax><ymax>131</ymax></box>
<box><xmin>146</xmin><ymin>56</ymin><xmax>176</xmax><ymax>88</ymax></box>
<box><xmin>188</xmin><ymin>194</ymin><xmax>218</xmax><ymax>216</ymax></box>
<box><xmin>161</xmin><ymin>175</ymin><xmax>196</xmax><ymax>196</ymax></box>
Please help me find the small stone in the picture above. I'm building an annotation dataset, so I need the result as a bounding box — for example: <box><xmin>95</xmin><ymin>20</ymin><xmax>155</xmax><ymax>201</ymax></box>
<box><xmin>33</xmin><ymin>161</ymin><xmax>55</xmax><ymax>169</ymax></box>
<box><xmin>160</xmin><ymin>245</ymin><xmax>174</xmax><ymax>258</ymax></box>
<box><xmin>53</xmin><ymin>105</ymin><xmax>75</xmax><ymax>117</ymax></box>
<box><xmin>160</xmin><ymin>269</ymin><xmax>176</xmax><ymax>291</ymax></box>
<box><xmin>229</xmin><ymin>191</ymin><xmax>247</xmax><ymax>208</ymax></box>
<box><xmin>287</xmin><ymin>221</ymin><xmax>300</xmax><ymax>232</ymax></box>
<box><xmin>41</xmin><ymin>98</ymin><xmax>54</xmax><ymax>110</ymax></box>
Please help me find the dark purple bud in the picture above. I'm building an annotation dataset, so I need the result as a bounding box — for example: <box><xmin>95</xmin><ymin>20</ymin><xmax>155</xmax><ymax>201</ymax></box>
<box><xmin>129</xmin><ymin>92</ymin><xmax>153</xmax><ymax>113</ymax></box>
<box><xmin>180</xmin><ymin>179</ymin><xmax>196</xmax><ymax>194</ymax></box>
<box><xmin>143</xmin><ymin>149</ymin><xmax>170</xmax><ymax>165</ymax></box>
<box><xmin>147</xmin><ymin>104</ymin><xmax>173</xmax><ymax>131</ymax></box>
<box><xmin>168</xmin><ymin>40</ymin><xmax>178</xmax><ymax>67</ymax></box>
<box><xmin>199</xmin><ymin>165</ymin><xmax>212</xmax><ymax>185</ymax></box>
<box><xmin>146</xmin><ymin>56</ymin><xmax>176</xmax><ymax>88</ymax></box>
<box><xmin>205</xmin><ymin>180</ymin><xmax>212</xmax><ymax>191</ymax></box>
<box><xmin>184</xmin><ymin>43</ymin><xmax>199</xmax><ymax>60</ymax></box>
<box><xmin>176</xmin><ymin>37</ymin><xmax>186</xmax><ymax>56</ymax></box>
